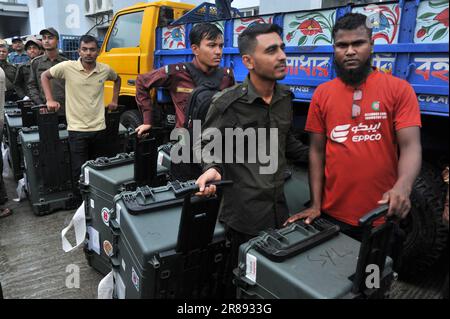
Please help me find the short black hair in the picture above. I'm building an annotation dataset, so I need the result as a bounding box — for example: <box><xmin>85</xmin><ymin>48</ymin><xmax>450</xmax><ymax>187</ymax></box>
<box><xmin>79</xmin><ymin>34</ymin><xmax>99</xmax><ymax>48</ymax></box>
<box><xmin>189</xmin><ymin>23</ymin><xmax>223</xmax><ymax>47</ymax></box>
<box><xmin>332</xmin><ymin>13</ymin><xmax>372</xmax><ymax>41</ymax></box>
<box><xmin>238</xmin><ymin>23</ymin><xmax>283</xmax><ymax>56</ymax></box>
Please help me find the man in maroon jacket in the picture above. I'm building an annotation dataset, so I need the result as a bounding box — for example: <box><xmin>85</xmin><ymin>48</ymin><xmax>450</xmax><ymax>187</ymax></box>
<box><xmin>135</xmin><ymin>23</ymin><xmax>235</xmax><ymax>181</ymax></box>
<box><xmin>135</xmin><ymin>23</ymin><xmax>235</xmax><ymax>133</ymax></box>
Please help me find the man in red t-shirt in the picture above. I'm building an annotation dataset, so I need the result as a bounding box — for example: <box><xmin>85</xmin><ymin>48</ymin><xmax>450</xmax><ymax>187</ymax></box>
<box><xmin>285</xmin><ymin>13</ymin><xmax>422</xmax><ymax>240</ymax></box>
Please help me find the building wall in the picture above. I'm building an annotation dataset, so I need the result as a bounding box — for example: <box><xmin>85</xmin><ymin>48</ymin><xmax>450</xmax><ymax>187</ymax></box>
<box><xmin>166</xmin><ymin>0</ymin><xmax>323</xmax><ymax>14</ymax></box>
<box><xmin>28</xmin><ymin>0</ymin><xmax>46</xmax><ymax>35</ymax></box>
<box><xmin>159</xmin><ymin>0</ymin><xmax>261</xmax><ymax>10</ymax></box>
<box><xmin>260</xmin><ymin>0</ymin><xmax>322</xmax><ymax>14</ymax></box>
<box><xmin>0</xmin><ymin>0</ymin><xmax>30</xmax><ymax>38</ymax></box>
<box><xmin>112</xmin><ymin>0</ymin><xmax>142</xmax><ymax>12</ymax></box>
<box><xmin>0</xmin><ymin>16</ymin><xmax>29</xmax><ymax>38</ymax></box>
<box><xmin>22</xmin><ymin>0</ymin><xmax>327</xmax><ymax>40</ymax></box>
<box><xmin>28</xmin><ymin>0</ymin><xmax>96</xmax><ymax>37</ymax></box>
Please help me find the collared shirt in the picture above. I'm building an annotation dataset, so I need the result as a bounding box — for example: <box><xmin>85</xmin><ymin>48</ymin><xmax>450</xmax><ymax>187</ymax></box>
<box><xmin>28</xmin><ymin>53</ymin><xmax>67</xmax><ymax>107</ymax></box>
<box><xmin>8</xmin><ymin>51</ymin><xmax>30</xmax><ymax>65</ymax></box>
<box><xmin>200</xmin><ymin>75</ymin><xmax>309</xmax><ymax>235</ymax></box>
<box><xmin>135</xmin><ymin>58</ymin><xmax>235</xmax><ymax>127</ymax></box>
<box><xmin>49</xmin><ymin>59</ymin><xmax>118</xmax><ymax>132</ymax></box>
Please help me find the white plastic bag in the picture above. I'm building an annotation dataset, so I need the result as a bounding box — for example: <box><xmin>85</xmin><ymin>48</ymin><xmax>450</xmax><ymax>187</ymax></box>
<box><xmin>61</xmin><ymin>202</ymin><xmax>86</xmax><ymax>252</ymax></box>
<box><xmin>13</xmin><ymin>176</ymin><xmax>27</xmax><ymax>202</ymax></box>
<box><xmin>98</xmin><ymin>271</ymin><xmax>114</xmax><ymax>299</ymax></box>
<box><xmin>1</xmin><ymin>143</ymin><xmax>11</xmax><ymax>178</ymax></box>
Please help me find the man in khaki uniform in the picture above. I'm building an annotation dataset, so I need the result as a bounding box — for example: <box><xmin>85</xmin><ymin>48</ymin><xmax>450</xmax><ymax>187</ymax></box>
<box><xmin>28</xmin><ymin>28</ymin><xmax>67</xmax><ymax>116</ymax></box>
<box><xmin>14</xmin><ymin>37</ymin><xmax>43</xmax><ymax>100</ymax></box>
<box><xmin>41</xmin><ymin>35</ymin><xmax>121</xmax><ymax>201</ymax></box>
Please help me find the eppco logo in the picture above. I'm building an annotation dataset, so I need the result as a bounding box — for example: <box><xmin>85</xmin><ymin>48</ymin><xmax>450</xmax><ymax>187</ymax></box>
<box><xmin>330</xmin><ymin>124</ymin><xmax>351</xmax><ymax>143</ymax></box>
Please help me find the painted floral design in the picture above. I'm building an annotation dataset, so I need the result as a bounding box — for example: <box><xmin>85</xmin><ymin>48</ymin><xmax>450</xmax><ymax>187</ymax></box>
<box><xmin>299</xmin><ymin>19</ymin><xmax>323</xmax><ymax>36</ymax></box>
<box><xmin>353</xmin><ymin>4</ymin><xmax>401</xmax><ymax>44</ymax></box>
<box><xmin>435</xmin><ymin>7</ymin><xmax>449</xmax><ymax>26</ymax></box>
<box><xmin>162</xmin><ymin>25</ymin><xmax>186</xmax><ymax>49</ymax></box>
<box><xmin>233</xmin><ymin>16</ymin><xmax>274</xmax><ymax>47</ymax></box>
<box><xmin>414</xmin><ymin>0</ymin><xmax>449</xmax><ymax>43</ymax></box>
<box><xmin>284</xmin><ymin>10</ymin><xmax>336</xmax><ymax>46</ymax></box>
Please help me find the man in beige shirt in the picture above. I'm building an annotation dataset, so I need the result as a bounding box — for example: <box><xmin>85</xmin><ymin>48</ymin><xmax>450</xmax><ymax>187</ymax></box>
<box><xmin>41</xmin><ymin>35</ymin><xmax>121</xmax><ymax>201</ymax></box>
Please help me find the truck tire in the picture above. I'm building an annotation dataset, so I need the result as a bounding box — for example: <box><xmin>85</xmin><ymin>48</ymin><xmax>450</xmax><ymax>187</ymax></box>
<box><xmin>120</xmin><ymin>109</ymin><xmax>143</xmax><ymax>152</ymax></box>
<box><xmin>399</xmin><ymin>163</ymin><xmax>448</xmax><ymax>278</ymax></box>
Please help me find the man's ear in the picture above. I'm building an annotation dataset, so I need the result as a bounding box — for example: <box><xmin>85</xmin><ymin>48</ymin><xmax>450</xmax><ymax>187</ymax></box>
<box><xmin>242</xmin><ymin>54</ymin><xmax>254</xmax><ymax>70</ymax></box>
<box><xmin>191</xmin><ymin>44</ymin><xmax>200</xmax><ymax>56</ymax></box>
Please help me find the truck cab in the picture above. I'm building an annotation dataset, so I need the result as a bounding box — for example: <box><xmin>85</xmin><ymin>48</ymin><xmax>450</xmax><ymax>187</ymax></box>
<box><xmin>97</xmin><ymin>1</ymin><xmax>195</xmax><ymax>130</ymax></box>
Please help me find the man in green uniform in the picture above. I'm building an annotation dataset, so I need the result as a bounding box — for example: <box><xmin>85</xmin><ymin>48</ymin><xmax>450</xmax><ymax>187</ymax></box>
<box><xmin>28</xmin><ymin>28</ymin><xmax>67</xmax><ymax>116</ymax></box>
<box><xmin>195</xmin><ymin>23</ymin><xmax>308</xmax><ymax>297</ymax></box>
<box><xmin>14</xmin><ymin>37</ymin><xmax>43</xmax><ymax>100</ymax></box>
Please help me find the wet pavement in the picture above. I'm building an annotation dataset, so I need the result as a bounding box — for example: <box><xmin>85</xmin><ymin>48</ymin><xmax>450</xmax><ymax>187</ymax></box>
<box><xmin>0</xmin><ymin>170</ymin><xmax>447</xmax><ymax>299</ymax></box>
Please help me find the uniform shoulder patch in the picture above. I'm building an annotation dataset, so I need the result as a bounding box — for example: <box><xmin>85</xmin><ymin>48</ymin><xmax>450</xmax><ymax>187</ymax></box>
<box><xmin>166</xmin><ymin>62</ymin><xmax>188</xmax><ymax>75</ymax></box>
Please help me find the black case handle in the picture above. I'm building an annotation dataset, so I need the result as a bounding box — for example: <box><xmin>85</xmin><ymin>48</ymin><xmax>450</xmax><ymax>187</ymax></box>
<box><xmin>172</xmin><ymin>180</ymin><xmax>233</xmax><ymax>197</ymax></box>
<box><xmin>254</xmin><ymin>219</ymin><xmax>340</xmax><ymax>262</ymax></box>
<box><xmin>87</xmin><ymin>153</ymin><xmax>134</xmax><ymax>170</ymax></box>
<box><xmin>358</xmin><ymin>204</ymin><xmax>389</xmax><ymax>226</ymax></box>
<box><xmin>122</xmin><ymin>180</ymin><xmax>233</xmax><ymax>215</ymax></box>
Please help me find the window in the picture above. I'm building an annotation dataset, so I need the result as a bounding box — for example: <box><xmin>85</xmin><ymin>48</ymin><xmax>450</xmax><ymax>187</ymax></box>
<box><xmin>158</xmin><ymin>6</ymin><xmax>174</xmax><ymax>27</ymax></box>
<box><xmin>106</xmin><ymin>11</ymin><xmax>144</xmax><ymax>51</ymax></box>
<box><xmin>240</xmin><ymin>8</ymin><xmax>259</xmax><ymax>17</ymax></box>
<box><xmin>36</xmin><ymin>0</ymin><xmax>43</xmax><ymax>7</ymax></box>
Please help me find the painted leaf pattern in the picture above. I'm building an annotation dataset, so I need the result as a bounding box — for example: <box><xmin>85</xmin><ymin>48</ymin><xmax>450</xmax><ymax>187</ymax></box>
<box><xmin>284</xmin><ymin>10</ymin><xmax>335</xmax><ymax>46</ymax></box>
<box><xmin>162</xmin><ymin>25</ymin><xmax>186</xmax><ymax>49</ymax></box>
<box><xmin>414</xmin><ymin>0</ymin><xmax>449</xmax><ymax>43</ymax></box>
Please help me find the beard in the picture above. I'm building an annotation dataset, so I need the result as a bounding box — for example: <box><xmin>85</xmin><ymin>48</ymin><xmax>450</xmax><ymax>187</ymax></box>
<box><xmin>334</xmin><ymin>56</ymin><xmax>372</xmax><ymax>86</ymax></box>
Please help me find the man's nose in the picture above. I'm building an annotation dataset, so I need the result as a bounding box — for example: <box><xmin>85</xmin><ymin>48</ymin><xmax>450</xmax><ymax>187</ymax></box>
<box><xmin>346</xmin><ymin>45</ymin><xmax>357</xmax><ymax>55</ymax></box>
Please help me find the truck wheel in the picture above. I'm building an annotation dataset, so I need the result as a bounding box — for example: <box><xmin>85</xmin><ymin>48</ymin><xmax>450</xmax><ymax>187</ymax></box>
<box><xmin>120</xmin><ymin>110</ymin><xmax>143</xmax><ymax>152</ymax></box>
<box><xmin>398</xmin><ymin>163</ymin><xmax>448</xmax><ymax>278</ymax></box>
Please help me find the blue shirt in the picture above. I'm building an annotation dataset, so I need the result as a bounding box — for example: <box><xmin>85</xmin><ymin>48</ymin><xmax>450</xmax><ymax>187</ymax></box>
<box><xmin>7</xmin><ymin>52</ymin><xmax>30</xmax><ymax>65</ymax></box>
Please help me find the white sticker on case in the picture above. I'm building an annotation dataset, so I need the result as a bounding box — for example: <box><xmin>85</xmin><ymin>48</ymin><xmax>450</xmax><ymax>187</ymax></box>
<box><xmin>245</xmin><ymin>253</ymin><xmax>257</xmax><ymax>283</ymax></box>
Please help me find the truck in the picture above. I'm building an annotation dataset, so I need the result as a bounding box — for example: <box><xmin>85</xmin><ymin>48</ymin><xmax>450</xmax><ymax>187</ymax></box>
<box><xmin>97</xmin><ymin>0</ymin><xmax>449</xmax><ymax>277</ymax></box>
